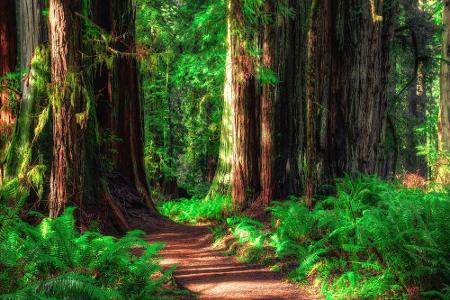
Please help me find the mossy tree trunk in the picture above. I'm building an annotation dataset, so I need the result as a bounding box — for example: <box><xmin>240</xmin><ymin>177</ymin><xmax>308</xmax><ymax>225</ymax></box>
<box><xmin>48</xmin><ymin>0</ymin><xmax>84</xmax><ymax>217</ymax></box>
<box><xmin>220</xmin><ymin>0</ymin><xmax>309</xmax><ymax>208</ymax></box>
<box><xmin>6</xmin><ymin>0</ymin><xmax>50</xmax><ymax>183</ymax></box>
<box><xmin>45</xmin><ymin>0</ymin><xmax>157</xmax><ymax>228</ymax></box>
<box><xmin>206</xmin><ymin>15</ymin><xmax>233</xmax><ymax>200</ymax></box>
<box><xmin>305</xmin><ymin>0</ymin><xmax>328</xmax><ymax>201</ymax></box>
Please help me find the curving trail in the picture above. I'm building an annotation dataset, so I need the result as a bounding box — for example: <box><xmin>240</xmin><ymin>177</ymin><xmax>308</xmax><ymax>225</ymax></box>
<box><xmin>145</xmin><ymin>222</ymin><xmax>321</xmax><ymax>300</ymax></box>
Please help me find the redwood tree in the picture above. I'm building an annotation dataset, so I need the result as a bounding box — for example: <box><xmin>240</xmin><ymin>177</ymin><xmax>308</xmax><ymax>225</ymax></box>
<box><xmin>218</xmin><ymin>0</ymin><xmax>309</xmax><ymax>209</ymax></box>
<box><xmin>305</xmin><ymin>0</ymin><xmax>397</xmax><ymax>197</ymax></box>
<box><xmin>230</xmin><ymin>0</ymin><xmax>261</xmax><ymax>211</ymax></box>
<box><xmin>88</xmin><ymin>0</ymin><xmax>159</xmax><ymax>228</ymax></box>
<box><xmin>206</xmin><ymin>12</ymin><xmax>233</xmax><ymax>200</ymax></box>
<box><xmin>0</xmin><ymin>0</ymin><xmax>18</xmax><ymax>181</ymax></box>
<box><xmin>110</xmin><ymin>0</ymin><xmax>151</xmax><ymax>203</ymax></box>
<box><xmin>273</xmin><ymin>0</ymin><xmax>309</xmax><ymax>199</ymax></box>
<box><xmin>257</xmin><ymin>0</ymin><xmax>276</xmax><ymax>207</ymax></box>
<box><xmin>439</xmin><ymin>0</ymin><xmax>450</xmax><ymax>183</ymax></box>
<box><xmin>45</xmin><ymin>0</ymin><xmax>158</xmax><ymax>229</ymax></box>
<box><xmin>48</xmin><ymin>0</ymin><xmax>84</xmax><ymax>217</ymax></box>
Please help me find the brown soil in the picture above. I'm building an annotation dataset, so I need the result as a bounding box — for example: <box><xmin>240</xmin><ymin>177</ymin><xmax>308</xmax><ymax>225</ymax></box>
<box><xmin>145</xmin><ymin>221</ymin><xmax>322</xmax><ymax>300</ymax></box>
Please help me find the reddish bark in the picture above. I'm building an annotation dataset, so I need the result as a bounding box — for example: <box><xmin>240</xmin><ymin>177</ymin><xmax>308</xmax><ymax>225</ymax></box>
<box><xmin>92</xmin><ymin>0</ymin><xmax>156</xmax><ymax>215</ymax></box>
<box><xmin>0</xmin><ymin>0</ymin><xmax>17</xmax><ymax>142</ymax></box>
<box><xmin>230</xmin><ymin>0</ymin><xmax>261</xmax><ymax>211</ymax></box>
<box><xmin>305</xmin><ymin>0</ymin><xmax>396</xmax><ymax>197</ymax></box>
<box><xmin>49</xmin><ymin>0</ymin><xmax>83</xmax><ymax>217</ymax></box>
<box><xmin>257</xmin><ymin>0</ymin><xmax>276</xmax><ymax>208</ymax></box>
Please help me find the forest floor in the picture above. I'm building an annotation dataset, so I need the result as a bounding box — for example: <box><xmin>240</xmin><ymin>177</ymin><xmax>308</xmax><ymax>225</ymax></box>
<box><xmin>145</xmin><ymin>221</ymin><xmax>321</xmax><ymax>299</ymax></box>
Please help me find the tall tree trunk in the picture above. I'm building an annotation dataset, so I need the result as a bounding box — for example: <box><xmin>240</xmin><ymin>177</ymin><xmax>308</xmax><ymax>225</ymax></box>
<box><xmin>438</xmin><ymin>0</ymin><xmax>450</xmax><ymax>183</ymax></box>
<box><xmin>109</xmin><ymin>0</ymin><xmax>152</xmax><ymax>205</ymax></box>
<box><xmin>206</xmin><ymin>14</ymin><xmax>233</xmax><ymax>200</ymax></box>
<box><xmin>230</xmin><ymin>0</ymin><xmax>260</xmax><ymax>210</ymax></box>
<box><xmin>305</xmin><ymin>0</ymin><xmax>332</xmax><ymax>200</ymax></box>
<box><xmin>257</xmin><ymin>0</ymin><xmax>276</xmax><ymax>207</ymax></box>
<box><xmin>273</xmin><ymin>0</ymin><xmax>309</xmax><ymax>199</ymax></box>
<box><xmin>90</xmin><ymin>0</ymin><xmax>158</xmax><ymax>223</ymax></box>
<box><xmin>0</xmin><ymin>0</ymin><xmax>18</xmax><ymax>182</ymax></box>
<box><xmin>210</xmin><ymin>0</ymin><xmax>309</xmax><ymax>204</ymax></box>
<box><xmin>305</xmin><ymin>0</ymin><xmax>397</xmax><ymax>197</ymax></box>
<box><xmin>49</xmin><ymin>0</ymin><xmax>84</xmax><ymax>217</ymax></box>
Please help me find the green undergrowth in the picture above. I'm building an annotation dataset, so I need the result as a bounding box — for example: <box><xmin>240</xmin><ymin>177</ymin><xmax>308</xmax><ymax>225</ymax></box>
<box><xmin>158</xmin><ymin>194</ymin><xmax>232</xmax><ymax>224</ymax></box>
<box><xmin>0</xmin><ymin>183</ymin><xmax>178</xmax><ymax>299</ymax></box>
<box><xmin>214</xmin><ymin>177</ymin><xmax>450</xmax><ymax>299</ymax></box>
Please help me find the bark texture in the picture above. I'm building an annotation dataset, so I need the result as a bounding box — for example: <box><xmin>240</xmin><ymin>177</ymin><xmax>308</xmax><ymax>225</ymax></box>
<box><xmin>439</xmin><ymin>0</ymin><xmax>450</xmax><ymax>183</ymax></box>
<box><xmin>230</xmin><ymin>0</ymin><xmax>261</xmax><ymax>211</ymax></box>
<box><xmin>273</xmin><ymin>0</ymin><xmax>309</xmax><ymax>199</ymax></box>
<box><xmin>257</xmin><ymin>0</ymin><xmax>276</xmax><ymax>207</ymax></box>
<box><xmin>305</xmin><ymin>0</ymin><xmax>397</xmax><ymax>196</ymax></box>
<box><xmin>90</xmin><ymin>0</ymin><xmax>158</xmax><ymax>222</ymax></box>
<box><xmin>49</xmin><ymin>0</ymin><xmax>84</xmax><ymax>217</ymax></box>
<box><xmin>17</xmin><ymin>0</ymin><xmax>48</xmax><ymax>72</ymax></box>
<box><xmin>305</xmin><ymin>0</ymin><xmax>330</xmax><ymax>200</ymax></box>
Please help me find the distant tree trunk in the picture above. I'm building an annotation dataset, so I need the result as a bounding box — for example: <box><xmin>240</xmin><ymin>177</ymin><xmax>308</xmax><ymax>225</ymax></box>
<box><xmin>438</xmin><ymin>0</ymin><xmax>450</xmax><ymax>183</ymax></box>
<box><xmin>305</xmin><ymin>0</ymin><xmax>397</xmax><ymax>197</ymax></box>
<box><xmin>17</xmin><ymin>0</ymin><xmax>48</xmax><ymax>74</ymax></box>
<box><xmin>406</xmin><ymin>60</ymin><xmax>428</xmax><ymax>175</ymax></box>
<box><xmin>404</xmin><ymin>0</ymin><xmax>428</xmax><ymax>176</ymax></box>
<box><xmin>48</xmin><ymin>0</ymin><xmax>84</xmax><ymax>217</ymax></box>
<box><xmin>0</xmin><ymin>0</ymin><xmax>18</xmax><ymax>182</ymax></box>
<box><xmin>230</xmin><ymin>0</ymin><xmax>260</xmax><ymax>210</ymax></box>
<box><xmin>6</xmin><ymin>0</ymin><xmax>49</xmax><ymax>180</ymax></box>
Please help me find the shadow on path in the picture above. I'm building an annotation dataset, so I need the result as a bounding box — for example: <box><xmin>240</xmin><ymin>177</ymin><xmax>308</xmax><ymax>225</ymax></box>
<box><xmin>145</xmin><ymin>222</ymin><xmax>321</xmax><ymax>300</ymax></box>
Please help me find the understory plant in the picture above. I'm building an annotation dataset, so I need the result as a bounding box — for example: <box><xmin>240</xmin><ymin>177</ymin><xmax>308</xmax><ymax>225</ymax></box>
<box><xmin>158</xmin><ymin>194</ymin><xmax>232</xmax><ymax>224</ymax></box>
<box><xmin>217</xmin><ymin>176</ymin><xmax>450</xmax><ymax>299</ymax></box>
<box><xmin>0</xmin><ymin>206</ymin><xmax>172</xmax><ymax>299</ymax></box>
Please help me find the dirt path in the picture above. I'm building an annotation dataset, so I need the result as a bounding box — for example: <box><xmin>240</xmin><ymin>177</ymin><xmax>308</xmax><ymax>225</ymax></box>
<box><xmin>145</xmin><ymin>222</ymin><xmax>320</xmax><ymax>299</ymax></box>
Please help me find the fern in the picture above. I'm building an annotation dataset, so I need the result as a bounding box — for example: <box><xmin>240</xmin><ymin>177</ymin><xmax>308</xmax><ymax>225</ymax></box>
<box><xmin>0</xmin><ymin>206</ymin><xmax>172</xmax><ymax>299</ymax></box>
<box><xmin>158</xmin><ymin>194</ymin><xmax>232</xmax><ymax>223</ymax></box>
<box><xmin>216</xmin><ymin>176</ymin><xmax>450</xmax><ymax>299</ymax></box>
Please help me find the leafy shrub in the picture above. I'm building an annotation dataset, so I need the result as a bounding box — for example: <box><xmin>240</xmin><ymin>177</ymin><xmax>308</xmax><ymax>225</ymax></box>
<box><xmin>0</xmin><ymin>207</ymin><xmax>171</xmax><ymax>299</ymax></box>
<box><xmin>158</xmin><ymin>194</ymin><xmax>232</xmax><ymax>224</ymax></box>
